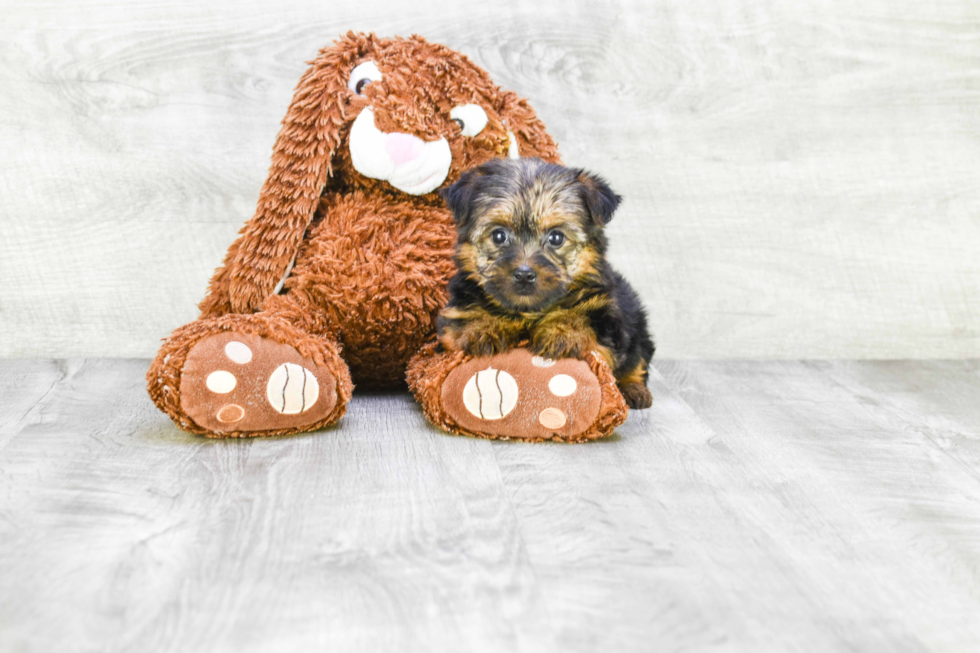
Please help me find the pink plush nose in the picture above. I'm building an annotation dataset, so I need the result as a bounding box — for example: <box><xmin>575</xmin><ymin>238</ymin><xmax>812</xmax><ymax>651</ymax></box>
<box><xmin>385</xmin><ymin>132</ymin><xmax>424</xmax><ymax>166</ymax></box>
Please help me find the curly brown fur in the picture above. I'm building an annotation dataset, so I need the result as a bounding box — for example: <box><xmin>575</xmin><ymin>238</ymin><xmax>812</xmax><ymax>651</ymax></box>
<box><xmin>197</xmin><ymin>32</ymin><xmax>561</xmax><ymax>319</ymax></box>
<box><xmin>436</xmin><ymin>157</ymin><xmax>656</xmax><ymax>409</ymax></box>
<box><xmin>149</xmin><ymin>31</ymin><xmax>564</xmax><ymax>435</ymax></box>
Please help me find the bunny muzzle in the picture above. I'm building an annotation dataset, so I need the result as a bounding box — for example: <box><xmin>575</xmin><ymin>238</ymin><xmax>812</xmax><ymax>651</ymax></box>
<box><xmin>349</xmin><ymin>107</ymin><xmax>452</xmax><ymax>195</ymax></box>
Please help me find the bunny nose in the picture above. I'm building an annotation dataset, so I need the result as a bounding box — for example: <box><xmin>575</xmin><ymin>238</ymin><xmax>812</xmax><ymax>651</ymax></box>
<box><xmin>385</xmin><ymin>132</ymin><xmax>425</xmax><ymax>166</ymax></box>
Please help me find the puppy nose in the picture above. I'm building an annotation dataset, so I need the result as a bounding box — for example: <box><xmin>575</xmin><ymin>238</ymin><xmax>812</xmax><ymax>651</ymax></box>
<box><xmin>513</xmin><ymin>266</ymin><xmax>537</xmax><ymax>284</ymax></box>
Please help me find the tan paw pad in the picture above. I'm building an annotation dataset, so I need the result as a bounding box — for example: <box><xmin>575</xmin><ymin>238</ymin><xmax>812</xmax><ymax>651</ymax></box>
<box><xmin>217</xmin><ymin>404</ymin><xmax>245</xmax><ymax>423</ymax></box>
<box><xmin>180</xmin><ymin>331</ymin><xmax>337</xmax><ymax>434</ymax></box>
<box><xmin>538</xmin><ymin>407</ymin><xmax>567</xmax><ymax>429</ymax></box>
<box><xmin>266</xmin><ymin>363</ymin><xmax>320</xmax><ymax>414</ymax></box>
<box><xmin>462</xmin><ymin>367</ymin><xmax>518</xmax><ymax>420</ymax></box>
<box><xmin>442</xmin><ymin>348</ymin><xmax>602</xmax><ymax>440</ymax></box>
<box><xmin>224</xmin><ymin>341</ymin><xmax>253</xmax><ymax>364</ymax></box>
<box><xmin>206</xmin><ymin>370</ymin><xmax>237</xmax><ymax>394</ymax></box>
<box><xmin>548</xmin><ymin>374</ymin><xmax>577</xmax><ymax>396</ymax></box>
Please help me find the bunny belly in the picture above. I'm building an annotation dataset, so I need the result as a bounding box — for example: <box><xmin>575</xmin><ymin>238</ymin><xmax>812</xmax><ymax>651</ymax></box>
<box><xmin>281</xmin><ymin>191</ymin><xmax>457</xmax><ymax>386</ymax></box>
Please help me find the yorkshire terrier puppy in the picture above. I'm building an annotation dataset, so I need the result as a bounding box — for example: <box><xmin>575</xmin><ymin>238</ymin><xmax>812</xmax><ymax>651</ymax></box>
<box><xmin>437</xmin><ymin>157</ymin><xmax>655</xmax><ymax>409</ymax></box>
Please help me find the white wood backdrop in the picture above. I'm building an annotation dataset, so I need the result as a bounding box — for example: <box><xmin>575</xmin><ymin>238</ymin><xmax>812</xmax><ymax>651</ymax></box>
<box><xmin>1</xmin><ymin>0</ymin><xmax>979</xmax><ymax>359</ymax></box>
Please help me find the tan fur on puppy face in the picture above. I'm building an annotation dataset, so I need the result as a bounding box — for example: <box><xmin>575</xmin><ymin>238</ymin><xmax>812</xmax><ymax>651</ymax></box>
<box><xmin>454</xmin><ymin>159</ymin><xmax>605</xmax><ymax>313</ymax></box>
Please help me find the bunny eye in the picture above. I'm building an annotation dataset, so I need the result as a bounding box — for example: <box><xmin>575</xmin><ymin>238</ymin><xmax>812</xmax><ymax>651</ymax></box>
<box><xmin>449</xmin><ymin>104</ymin><xmax>488</xmax><ymax>137</ymax></box>
<box><xmin>348</xmin><ymin>61</ymin><xmax>382</xmax><ymax>94</ymax></box>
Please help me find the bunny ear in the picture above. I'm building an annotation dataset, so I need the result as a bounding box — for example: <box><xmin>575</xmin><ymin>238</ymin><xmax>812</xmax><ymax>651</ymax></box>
<box><xmin>198</xmin><ymin>32</ymin><xmax>374</xmax><ymax>317</ymax></box>
<box><xmin>496</xmin><ymin>89</ymin><xmax>563</xmax><ymax>166</ymax></box>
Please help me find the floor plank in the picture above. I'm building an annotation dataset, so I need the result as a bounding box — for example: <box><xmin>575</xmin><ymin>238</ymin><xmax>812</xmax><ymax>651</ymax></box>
<box><xmin>655</xmin><ymin>360</ymin><xmax>980</xmax><ymax>651</ymax></box>
<box><xmin>0</xmin><ymin>359</ymin><xmax>76</xmax><ymax>452</ymax></box>
<box><xmin>2</xmin><ymin>359</ymin><xmax>980</xmax><ymax>651</ymax></box>
<box><xmin>811</xmin><ymin>360</ymin><xmax>980</xmax><ymax>476</ymax></box>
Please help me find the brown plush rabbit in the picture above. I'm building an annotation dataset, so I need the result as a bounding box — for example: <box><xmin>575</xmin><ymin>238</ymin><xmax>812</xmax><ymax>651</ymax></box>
<box><xmin>147</xmin><ymin>32</ymin><xmax>628</xmax><ymax>440</ymax></box>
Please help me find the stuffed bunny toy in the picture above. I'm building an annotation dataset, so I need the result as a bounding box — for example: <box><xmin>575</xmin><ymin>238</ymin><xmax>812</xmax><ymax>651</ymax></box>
<box><xmin>148</xmin><ymin>31</ymin><xmax>628</xmax><ymax>441</ymax></box>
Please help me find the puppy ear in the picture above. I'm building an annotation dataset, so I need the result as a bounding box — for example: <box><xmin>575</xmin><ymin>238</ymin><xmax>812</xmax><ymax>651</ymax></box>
<box><xmin>575</xmin><ymin>169</ymin><xmax>622</xmax><ymax>226</ymax></box>
<box><xmin>440</xmin><ymin>165</ymin><xmax>489</xmax><ymax>231</ymax></box>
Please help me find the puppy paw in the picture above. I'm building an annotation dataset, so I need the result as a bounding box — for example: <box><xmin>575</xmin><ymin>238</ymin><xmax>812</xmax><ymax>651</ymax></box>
<box><xmin>530</xmin><ymin>329</ymin><xmax>596</xmax><ymax>361</ymax></box>
<box><xmin>528</xmin><ymin>309</ymin><xmax>600</xmax><ymax>361</ymax></box>
<box><xmin>439</xmin><ymin>315</ymin><xmax>521</xmax><ymax>358</ymax></box>
<box><xmin>456</xmin><ymin>331</ymin><xmax>516</xmax><ymax>358</ymax></box>
<box><xmin>619</xmin><ymin>382</ymin><xmax>652</xmax><ymax>410</ymax></box>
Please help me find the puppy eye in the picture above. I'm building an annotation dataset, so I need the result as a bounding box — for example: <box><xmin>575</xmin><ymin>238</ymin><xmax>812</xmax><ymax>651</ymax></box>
<box><xmin>547</xmin><ymin>231</ymin><xmax>566</xmax><ymax>247</ymax></box>
<box><xmin>491</xmin><ymin>228</ymin><xmax>508</xmax><ymax>245</ymax></box>
<box><xmin>348</xmin><ymin>61</ymin><xmax>382</xmax><ymax>95</ymax></box>
<box><xmin>450</xmin><ymin>104</ymin><xmax>488</xmax><ymax>137</ymax></box>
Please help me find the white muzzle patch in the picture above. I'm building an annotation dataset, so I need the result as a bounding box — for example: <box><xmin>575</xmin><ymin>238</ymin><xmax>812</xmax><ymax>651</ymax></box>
<box><xmin>349</xmin><ymin>107</ymin><xmax>452</xmax><ymax>195</ymax></box>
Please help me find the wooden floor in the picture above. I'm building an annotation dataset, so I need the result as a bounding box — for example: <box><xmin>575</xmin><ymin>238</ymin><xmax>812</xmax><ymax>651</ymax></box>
<box><xmin>2</xmin><ymin>359</ymin><xmax>979</xmax><ymax>651</ymax></box>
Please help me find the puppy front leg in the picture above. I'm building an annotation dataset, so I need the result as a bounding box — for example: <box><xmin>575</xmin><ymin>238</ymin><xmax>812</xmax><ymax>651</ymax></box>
<box><xmin>438</xmin><ymin>308</ymin><xmax>523</xmax><ymax>358</ymax></box>
<box><xmin>530</xmin><ymin>309</ymin><xmax>600</xmax><ymax>360</ymax></box>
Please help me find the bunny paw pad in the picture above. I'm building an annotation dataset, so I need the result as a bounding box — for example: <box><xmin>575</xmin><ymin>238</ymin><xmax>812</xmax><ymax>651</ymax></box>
<box><xmin>442</xmin><ymin>348</ymin><xmax>602</xmax><ymax>440</ymax></box>
<box><xmin>179</xmin><ymin>332</ymin><xmax>337</xmax><ymax>434</ymax></box>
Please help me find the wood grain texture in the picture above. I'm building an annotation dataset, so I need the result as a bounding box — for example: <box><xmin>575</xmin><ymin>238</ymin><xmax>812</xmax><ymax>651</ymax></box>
<box><xmin>1</xmin><ymin>357</ymin><xmax>980</xmax><ymax>651</ymax></box>
<box><xmin>1</xmin><ymin>0</ymin><xmax>980</xmax><ymax>359</ymax></box>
